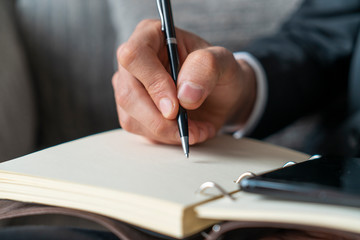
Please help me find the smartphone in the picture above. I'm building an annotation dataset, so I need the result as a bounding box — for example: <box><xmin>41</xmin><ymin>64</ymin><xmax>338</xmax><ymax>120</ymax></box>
<box><xmin>240</xmin><ymin>156</ymin><xmax>360</xmax><ymax>207</ymax></box>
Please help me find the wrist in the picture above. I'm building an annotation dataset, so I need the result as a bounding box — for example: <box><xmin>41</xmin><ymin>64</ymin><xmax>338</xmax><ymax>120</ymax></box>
<box><xmin>225</xmin><ymin>59</ymin><xmax>257</xmax><ymax>129</ymax></box>
<box><xmin>224</xmin><ymin>52</ymin><xmax>267</xmax><ymax>138</ymax></box>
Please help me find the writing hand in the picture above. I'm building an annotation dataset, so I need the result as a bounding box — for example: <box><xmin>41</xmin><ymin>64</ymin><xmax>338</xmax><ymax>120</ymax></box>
<box><xmin>112</xmin><ymin>19</ymin><xmax>256</xmax><ymax>145</ymax></box>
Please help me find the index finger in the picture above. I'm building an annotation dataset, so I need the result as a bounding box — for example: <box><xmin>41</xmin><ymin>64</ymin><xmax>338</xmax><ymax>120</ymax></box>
<box><xmin>117</xmin><ymin>19</ymin><xmax>179</xmax><ymax>120</ymax></box>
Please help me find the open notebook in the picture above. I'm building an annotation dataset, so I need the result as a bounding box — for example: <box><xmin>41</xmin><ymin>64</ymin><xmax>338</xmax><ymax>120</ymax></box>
<box><xmin>0</xmin><ymin>129</ymin><xmax>358</xmax><ymax>238</ymax></box>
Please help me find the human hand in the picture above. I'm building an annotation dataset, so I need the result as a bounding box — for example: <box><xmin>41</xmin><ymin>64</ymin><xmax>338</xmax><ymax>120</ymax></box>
<box><xmin>112</xmin><ymin>19</ymin><xmax>257</xmax><ymax>145</ymax></box>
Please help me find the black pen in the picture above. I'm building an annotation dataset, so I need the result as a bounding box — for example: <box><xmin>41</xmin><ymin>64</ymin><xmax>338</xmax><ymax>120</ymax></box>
<box><xmin>157</xmin><ymin>0</ymin><xmax>189</xmax><ymax>158</ymax></box>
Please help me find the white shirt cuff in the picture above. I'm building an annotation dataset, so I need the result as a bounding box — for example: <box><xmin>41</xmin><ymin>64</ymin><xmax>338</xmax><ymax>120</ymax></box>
<box><xmin>228</xmin><ymin>52</ymin><xmax>268</xmax><ymax>139</ymax></box>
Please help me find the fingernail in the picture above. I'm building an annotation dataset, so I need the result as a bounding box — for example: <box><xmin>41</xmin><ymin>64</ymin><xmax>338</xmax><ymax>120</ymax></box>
<box><xmin>178</xmin><ymin>82</ymin><xmax>204</xmax><ymax>104</ymax></box>
<box><xmin>159</xmin><ymin>98</ymin><xmax>174</xmax><ymax>118</ymax></box>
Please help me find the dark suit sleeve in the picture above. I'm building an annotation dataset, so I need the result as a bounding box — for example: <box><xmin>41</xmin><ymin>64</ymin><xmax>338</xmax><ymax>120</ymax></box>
<box><xmin>244</xmin><ymin>0</ymin><xmax>360</xmax><ymax>138</ymax></box>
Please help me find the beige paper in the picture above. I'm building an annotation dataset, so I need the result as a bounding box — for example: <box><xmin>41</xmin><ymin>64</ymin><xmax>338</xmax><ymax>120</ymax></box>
<box><xmin>0</xmin><ymin>129</ymin><xmax>308</xmax><ymax>238</ymax></box>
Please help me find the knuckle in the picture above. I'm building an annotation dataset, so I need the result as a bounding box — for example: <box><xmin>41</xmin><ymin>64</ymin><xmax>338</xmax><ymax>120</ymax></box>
<box><xmin>135</xmin><ymin>20</ymin><xmax>163</xmax><ymax>43</ymax></box>
<box><xmin>119</xmin><ymin>113</ymin><xmax>134</xmax><ymax>132</ymax></box>
<box><xmin>111</xmin><ymin>72</ymin><xmax>119</xmax><ymax>89</ymax></box>
<box><xmin>211</xmin><ymin>46</ymin><xmax>230</xmax><ymax>56</ymax></box>
<box><xmin>191</xmin><ymin>49</ymin><xmax>219</xmax><ymax>75</ymax></box>
<box><xmin>117</xmin><ymin>42</ymin><xmax>138</xmax><ymax>69</ymax></box>
<box><xmin>203</xmin><ymin>49</ymin><xmax>219</xmax><ymax>71</ymax></box>
<box><xmin>114</xmin><ymin>82</ymin><xmax>133</xmax><ymax>108</ymax></box>
<box><xmin>149</xmin><ymin>118</ymin><xmax>167</xmax><ymax>137</ymax></box>
<box><xmin>210</xmin><ymin>46</ymin><xmax>238</xmax><ymax>78</ymax></box>
<box><xmin>146</xmin><ymin>73</ymin><xmax>170</xmax><ymax>98</ymax></box>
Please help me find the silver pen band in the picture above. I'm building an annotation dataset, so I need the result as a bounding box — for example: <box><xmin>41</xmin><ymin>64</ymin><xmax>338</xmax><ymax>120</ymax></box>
<box><xmin>166</xmin><ymin>37</ymin><xmax>177</xmax><ymax>45</ymax></box>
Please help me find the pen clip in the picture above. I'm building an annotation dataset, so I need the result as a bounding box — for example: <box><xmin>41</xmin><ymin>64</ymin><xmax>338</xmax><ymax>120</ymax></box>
<box><xmin>156</xmin><ymin>0</ymin><xmax>165</xmax><ymax>31</ymax></box>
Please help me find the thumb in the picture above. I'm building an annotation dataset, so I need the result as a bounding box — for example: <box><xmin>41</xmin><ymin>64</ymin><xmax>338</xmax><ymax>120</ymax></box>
<box><xmin>177</xmin><ymin>47</ymin><xmax>237</xmax><ymax>110</ymax></box>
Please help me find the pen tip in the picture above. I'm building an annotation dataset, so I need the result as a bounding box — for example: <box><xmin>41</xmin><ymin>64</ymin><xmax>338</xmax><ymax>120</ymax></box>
<box><xmin>181</xmin><ymin>136</ymin><xmax>189</xmax><ymax>159</ymax></box>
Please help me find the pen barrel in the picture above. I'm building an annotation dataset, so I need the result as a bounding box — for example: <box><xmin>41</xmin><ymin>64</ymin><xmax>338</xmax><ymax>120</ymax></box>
<box><xmin>167</xmin><ymin>43</ymin><xmax>188</xmax><ymax>139</ymax></box>
<box><xmin>161</xmin><ymin>0</ymin><xmax>189</xmax><ymax>152</ymax></box>
<box><xmin>161</xmin><ymin>0</ymin><xmax>176</xmax><ymax>37</ymax></box>
<box><xmin>177</xmin><ymin>106</ymin><xmax>188</xmax><ymax>137</ymax></box>
<box><xmin>162</xmin><ymin>0</ymin><xmax>179</xmax><ymax>83</ymax></box>
<box><xmin>166</xmin><ymin>43</ymin><xmax>180</xmax><ymax>84</ymax></box>
<box><xmin>166</xmin><ymin>42</ymin><xmax>189</xmax><ymax>139</ymax></box>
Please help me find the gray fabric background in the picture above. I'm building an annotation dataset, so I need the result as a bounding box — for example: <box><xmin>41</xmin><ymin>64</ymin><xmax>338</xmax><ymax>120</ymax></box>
<box><xmin>108</xmin><ymin>0</ymin><xmax>301</xmax><ymax>51</ymax></box>
<box><xmin>15</xmin><ymin>0</ymin><xmax>119</xmax><ymax>151</ymax></box>
<box><xmin>0</xmin><ymin>0</ymin><xmax>36</xmax><ymax>161</ymax></box>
